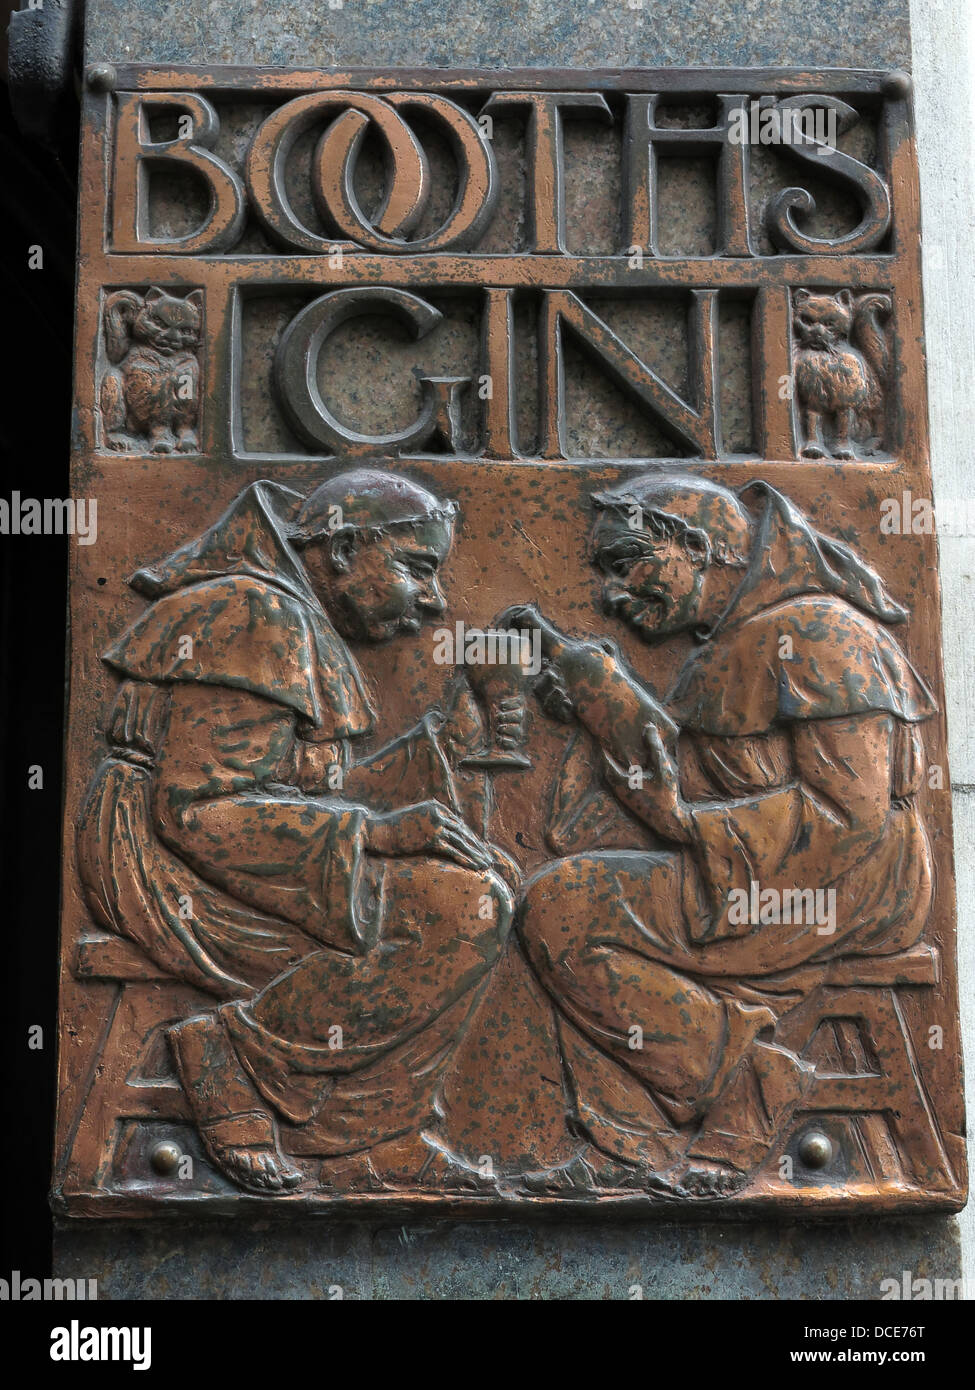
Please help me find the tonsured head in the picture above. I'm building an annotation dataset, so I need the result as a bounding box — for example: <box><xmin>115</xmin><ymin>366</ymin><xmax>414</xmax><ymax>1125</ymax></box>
<box><xmin>292</xmin><ymin>469</ymin><xmax>458</xmax><ymax>643</ymax></box>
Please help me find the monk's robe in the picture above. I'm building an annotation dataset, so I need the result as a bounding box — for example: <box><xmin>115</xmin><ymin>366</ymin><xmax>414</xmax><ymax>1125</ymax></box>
<box><xmin>515</xmin><ymin>483</ymin><xmax>937</xmax><ymax>1172</ymax></box>
<box><xmin>77</xmin><ymin>480</ymin><xmax>512</xmax><ymax>1153</ymax></box>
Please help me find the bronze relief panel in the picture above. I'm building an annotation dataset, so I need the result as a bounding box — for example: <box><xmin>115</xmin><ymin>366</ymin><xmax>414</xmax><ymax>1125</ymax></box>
<box><xmin>56</xmin><ymin>65</ymin><xmax>965</xmax><ymax>1215</ymax></box>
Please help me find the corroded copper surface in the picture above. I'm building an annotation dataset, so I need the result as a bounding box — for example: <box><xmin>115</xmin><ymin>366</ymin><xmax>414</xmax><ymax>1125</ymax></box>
<box><xmin>55</xmin><ymin>65</ymin><xmax>965</xmax><ymax>1216</ymax></box>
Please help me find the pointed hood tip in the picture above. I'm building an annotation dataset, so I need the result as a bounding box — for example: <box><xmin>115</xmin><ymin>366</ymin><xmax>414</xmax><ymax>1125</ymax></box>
<box><xmin>107</xmin><ymin>480</ymin><xmax>375</xmax><ymax>737</ymax></box>
<box><xmin>734</xmin><ymin>479</ymin><xmax>911</xmax><ymax>628</ymax></box>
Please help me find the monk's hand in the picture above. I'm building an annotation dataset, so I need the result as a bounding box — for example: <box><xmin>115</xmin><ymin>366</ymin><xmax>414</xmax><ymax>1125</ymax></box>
<box><xmin>495</xmin><ymin>605</ymin><xmax>578</xmax><ymax>722</ymax></box>
<box><xmin>438</xmin><ymin>673</ymin><xmax>485</xmax><ymax>760</ymax></box>
<box><xmin>601</xmin><ymin>726</ymin><xmax>693</xmax><ymax>843</ymax></box>
<box><xmin>495</xmin><ymin>602</ymin><xmax>540</xmax><ymax>631</ymax></box>
<box><xmin>495</xmin><ymin>603</ymin><xmax>569</xmax><ymax>662</ymax></box>
<box><xmin>531</xmin><ymin>664</ymin><xmax>576</xmax><ymax>722</ymax></box>
<box><xmin>366</xmin><ymin>801</ymin><xmax>495</xmax><ymax>871</ymax></box>
<box><xmin>494</xmin><ymin>694</ymin><xmax>527</xmax><ymax>748</ymax></box>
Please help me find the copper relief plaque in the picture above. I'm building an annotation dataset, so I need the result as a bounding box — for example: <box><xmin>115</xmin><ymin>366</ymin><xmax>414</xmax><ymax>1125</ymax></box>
<box><xmin>55</xmin><ymin>65</ymin><xmax>966</xmax><ymax>1214</ymax></box>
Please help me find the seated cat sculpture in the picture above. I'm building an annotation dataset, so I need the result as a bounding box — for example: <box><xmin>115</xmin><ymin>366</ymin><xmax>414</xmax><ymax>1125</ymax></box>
<box><xmin>100</xmin><ymin>287</ymin><xmax>202</xmax><ymax>454</ymax></box>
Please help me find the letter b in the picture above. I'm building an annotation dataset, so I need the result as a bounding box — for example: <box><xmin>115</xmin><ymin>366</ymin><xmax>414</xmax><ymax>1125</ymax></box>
<box><xmin>111</xmin><ymin>93</ymin><xmax>246</xmax><ymax>253</ymax></box>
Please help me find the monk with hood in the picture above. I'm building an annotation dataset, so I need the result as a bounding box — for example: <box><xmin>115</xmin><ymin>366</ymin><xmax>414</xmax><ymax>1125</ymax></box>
<box><xmin>78</xmin><ymin>469</ymin><xmax>516</xmax><ymax>1193</ymax></box>
<box><xmin>508</xmin><ymin>474</ymin><xmax>937</xmax><ymax>1194</ymax></box>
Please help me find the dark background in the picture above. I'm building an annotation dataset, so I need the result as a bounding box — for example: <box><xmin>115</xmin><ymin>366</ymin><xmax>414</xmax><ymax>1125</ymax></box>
<box><xmin>0</xmin><ymin>29</ymin><xmax>77</xmax><ymax>1276</ymax></box>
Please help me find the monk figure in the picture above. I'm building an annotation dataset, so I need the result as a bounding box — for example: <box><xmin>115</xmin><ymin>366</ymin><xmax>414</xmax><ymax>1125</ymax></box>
<box><xmin>505</xmin><ymin>474</ymin><xmax>936</xmax><ymax>1194</ymax></box>
<box><xmin>78</xmin><ymin>470</ymin><xmax>516</xmax><ymax>1193</ymax></box>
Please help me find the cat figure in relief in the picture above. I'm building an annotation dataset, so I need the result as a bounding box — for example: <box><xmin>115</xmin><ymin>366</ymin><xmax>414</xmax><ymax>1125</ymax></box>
<box><xmin>100</xmin><ymin>287</ymin><xmax>202</xmax><ymax>454</ymax></box>
<box><xmin>793</xmin><ymin>288</ymin><xmax>890</xmax><ymax>459</ymax></box>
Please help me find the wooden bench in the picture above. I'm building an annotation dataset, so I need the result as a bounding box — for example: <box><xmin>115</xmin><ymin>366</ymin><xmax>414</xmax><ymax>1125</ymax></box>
<box><xmin>64</xmin><ymin>934</ymin><xmax>956</xmax><ymax>1195</ymax></box>
<box><xmin>773</xmin><ymin>944</ymin><xmax>957</xmax><ymax>1192</ymax></box>
<box><xmin>61</xmin><ymin>935</ymin><xmax>206</xmax><ymax>1193</ymax></box>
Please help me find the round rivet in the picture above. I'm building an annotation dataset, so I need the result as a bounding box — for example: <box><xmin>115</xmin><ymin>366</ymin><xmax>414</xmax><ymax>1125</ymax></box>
<box><xmin>882</xmin><ymin>70</ymin><xmax>912</xmax><ymax>100</ymax></box>
<box><xmin>149</xmin><ymin>1139</ymin><xmax>183</xmax><ymax>1175</ymax></box>
<box><xmin>87</xmin><ymin>64</ymin><xmax>117</xmax><ymax>93</ymax></box>
<box><xmin>797</xmin><ymin>1129</ymin><xmax>833</xmax><ymax>1170</ymax></box>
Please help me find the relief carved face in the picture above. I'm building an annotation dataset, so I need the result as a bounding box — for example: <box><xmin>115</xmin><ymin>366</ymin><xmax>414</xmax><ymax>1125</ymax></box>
<box><xmin>590</xmin><ymin>512</ymin><xmax>709</xmax><ymax>640</ymax></box>
<box><xmin>300</xmin><ymin>515</ymin><xmax>453</xmax><ymax>644</ymax></box>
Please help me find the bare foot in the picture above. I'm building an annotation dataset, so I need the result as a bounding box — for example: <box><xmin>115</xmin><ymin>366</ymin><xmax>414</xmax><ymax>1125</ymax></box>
<box><xmin>201</xmin><ymin>1127</ymin><xmax>303</xmax><ymax>1195</ymax></box>
<box><xmin>675</xmin><ymin>1161</ymin><xmax>748</xmax><ymax>1198</ymax></box>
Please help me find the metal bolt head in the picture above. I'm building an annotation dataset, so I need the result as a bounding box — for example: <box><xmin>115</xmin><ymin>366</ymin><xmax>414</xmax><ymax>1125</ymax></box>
<box><xmin>149</xmin><ymin>1140</ymin><xmax>183</xmax><ymax>1176</ymax></box>
<box><xmin>883</xmin><ymin>70</ymin><xmax>912</xmax><ymax>100</ymax></box>
<box><xmin>87</xmin><ymin>64</ymin><xmax>117</xmax><ymax>93</ymax></box>
<box><xmin>797</xmin><ymin>1129</ymin><xmax>833</xmax><ymax>1170</ymax></box>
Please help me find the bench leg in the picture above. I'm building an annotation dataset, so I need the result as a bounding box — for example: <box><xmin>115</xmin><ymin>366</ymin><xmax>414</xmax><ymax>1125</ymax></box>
<box><xmin>57</xmin><ymin>981</ymin><xmax>205</xmax><ymax>1199</ymax></box>
<box><xmin>775</xmin><ymin>986</ymin><xmax>957</xmax><ymax>1193</ymax></box>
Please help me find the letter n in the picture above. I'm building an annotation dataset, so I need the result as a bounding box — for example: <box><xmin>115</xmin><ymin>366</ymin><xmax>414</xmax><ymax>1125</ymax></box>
<box><xmin>537</xmin><ymin>289</ymin><xmax>719</xmax><ymax>459</ymax></box>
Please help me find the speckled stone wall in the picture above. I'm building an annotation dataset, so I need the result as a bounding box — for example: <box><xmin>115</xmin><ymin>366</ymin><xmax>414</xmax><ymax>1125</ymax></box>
<box><xmin>57</xmin><ymin>1214</ymin><xmax>960</xmax><ymax>1300</ymax></box>
<box><xmin>56</xmin><ymin>0</ymin><xmax>964</xmax><ymax>1299</ymax></box>
<box><xmin>83</xmin><ymin>0</ymin><xmax>910</xmax><ymax>72</ymax></box>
